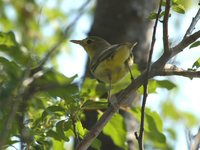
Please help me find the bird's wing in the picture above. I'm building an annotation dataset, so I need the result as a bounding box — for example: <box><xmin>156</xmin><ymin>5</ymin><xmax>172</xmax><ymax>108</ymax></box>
<box><xmin>90</xmin><ymin>44</ymin><xmax>120</xmax><ymax>72</ymax></box>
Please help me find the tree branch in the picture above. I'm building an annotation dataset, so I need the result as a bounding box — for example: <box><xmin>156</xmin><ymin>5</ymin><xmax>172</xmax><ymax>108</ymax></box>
<box><xmin>190</xmin><ymin>128</ymin><xmax>200</xmax><ymax>150</ymax></box>
<box><xmin>184</xmin><ymin>8</ymin><xmax>200</xmax><ymax>39</ymax></box>
<box><xmin>137</xmin><ymin>0</ymin><xmax>163</xmax><ymax>149</ymax></box>
<box><xmin>158</xmin><ymin>64</ymin><xmax>200</xmax><ymax>78</ymax></box>
<box><xmin>172</xmin><ymin>30</ymin><xmax>200</xmax><ymax>56</ymax></box>
<box><xmin>163</xmin><ymin>0</ymin><xmax>170</xmax><ymax>53</ymax></box>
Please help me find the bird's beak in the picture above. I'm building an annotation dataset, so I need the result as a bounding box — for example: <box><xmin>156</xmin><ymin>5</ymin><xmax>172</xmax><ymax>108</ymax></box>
<box><xmin>70</xmin><ymin>40</ymin><xmax>82</xmax><ymax>45</ymax></box>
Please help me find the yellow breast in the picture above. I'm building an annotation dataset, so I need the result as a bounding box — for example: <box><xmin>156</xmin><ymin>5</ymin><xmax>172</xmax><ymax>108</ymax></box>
<box><xmin>92</xmin><ymin>44</ymin><xmax>133</xmax><ymax>83</ymax></box>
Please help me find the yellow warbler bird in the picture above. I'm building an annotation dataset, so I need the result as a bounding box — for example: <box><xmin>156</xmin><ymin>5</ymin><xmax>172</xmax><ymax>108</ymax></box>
<box><xmin>70</xmin><ymin>36</ymin><xmax>137</xmax><ymax>97</ymax></box>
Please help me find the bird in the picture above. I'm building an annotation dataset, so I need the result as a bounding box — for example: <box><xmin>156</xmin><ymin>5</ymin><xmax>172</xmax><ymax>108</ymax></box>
<box><xmin>70</xmin><ymin>36</ymin><xmax>137</xmax><ymax>99</ymax></box>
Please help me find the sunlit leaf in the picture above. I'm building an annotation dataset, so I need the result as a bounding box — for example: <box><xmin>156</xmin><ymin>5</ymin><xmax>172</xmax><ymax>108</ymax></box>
<box><xmin>52</xmin><ymin>139</ymin><xmax>65</xmax><ymax>150</ymax></box>
<box><xmin>81</xmin><ymin>78</ymin><xmax>99</xmax><ymax>97</ymax></box>
<box><xmin>162</xmin><ymin>101</ymin><xmax>181</xmax><ymax>120</ymax></box>
<box><xmin>148</xmin><ymin>80</ymin><xmax>157</xmax><ymax>93</ymax></box>
<box><xmin>103</xmin><ymin>113</ymin><xmax>127</xmax><ymax>149</ymax></box>
<box><xmin>172</xmin><ymin>4</ymin><xmax>185</xmax><ymax>14</ymax></box>
<box><xmin>0</xmin><ymin>31</ymin><xmax>17</xmax><ymax>47</ymax></box>
<box><xmin>192</xmin><ymin>58</ymin><xmax>200</xmax><ymax>69</ymax></box>
<box><xmin>76</xmin><ymin>121</ymin><xmax>85</xmax><ymax>137</ymax></box>
<box><xmin>162</xmin><ymin>101</ymin><xmax>198</xmax><ymax>127</ymax></box>
<box><xmin>130</xmin><ymin>107</ymin><xmax>166</xmax><ymax>145</ymax></box>
<box><xmin>145</xmin><ymin>109</ymin><xmax>166</xmax><ymax>143</ymax></box>
<box><xmin>166</xmin><ymin>128</ymin><xmax>177</xmax><ymax>140</ymax></box>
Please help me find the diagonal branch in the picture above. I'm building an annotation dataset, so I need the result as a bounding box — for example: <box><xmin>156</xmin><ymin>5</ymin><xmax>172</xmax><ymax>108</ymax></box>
<box><xmin>184</xmin><ymin>8</ymin><xmax>200</xmax><ymax>39</ymax></box>
<box><xmin>171</xmin><ymin>30</ymin><xmax>200</xmax><ymax>56</ymax></box>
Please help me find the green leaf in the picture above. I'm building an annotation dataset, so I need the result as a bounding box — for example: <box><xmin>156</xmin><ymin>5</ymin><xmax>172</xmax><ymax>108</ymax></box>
<box><xmin>148</xmin><ymin>80</ymin><xmax>157</xmax><ymax>93</ymax></box>
<box><xmin>76</xmin><ymin>121</ymin><xmax>85</xmax><ymax>137</ymax></box>
<box><xmin>162</xmin><ymin>101</ymin><xmax>198</xmax><ymax>127</ymax></box>
<box><xmin>162</xmin><ymin>101</ymin><xmax>181</xmax><ymax>120</ymax></box>
<box><xmin>0</xmin><ymin>57</ymin><xmax>22</xmax><ymax>79</ymax></box>
<box><xmin>166</xmin><ymin>128</ymin><xmax>177</xmax><ymax>140</ymax></box>
<box><xmin>156</xmin><ymin>80</ymin><xmax>176</xmax><ymax>90</ymax></box>
<box><xmin>81</xmin><ymin>78</ymin><xmax>99</xmax><ymax>97</ymax></box>
<box><xmin>172</xmin><ymin>4</ymin><xmax>185</xmax><ymax>14</ymax></box>
<box><xmin>46</xmin><ymin>130</ymin><xmax>61</xmax><ymax>141</ymax></box>
<box><xmin>148</xmin><ymin>11</ymin><xmax>165</xmax><ymax>20</ymax></box>
<box><xmin>182</xmin><ymin>112</ymin><xmax>199</xmax><ymax>127</ymax></box>
<box><xmin>91</xmin><ymin>138</ymin><xmax>102</xmax><ymax>150</ymax></box>
<box><xmin>56</xmin><ymin>120</ymin><xmax>69</xmax><ymax>141</ymax></box>
<box><xmin>81</xmin><ymin>99</ymin><xmax>108</xmax><ymax>110</ymax></box>
<box><xmin>0</xmin><ymin>31</ymin><xmax>17</xmax><ymax>47</ymax></box>
<box><xmin>145</xmin><ymin>109</ymin><xmax>166</xmax><ymax>143</ymax></box>
<box><xmin>130</xmin><ymin>107</ymin><xmax>166</xmax><ymax>145</ymax></box>
<box><xmin>189</xmin><ymin>41</ymin><xmax>200</xmax><ymax>49</ymax></box>
<box><xmin>148</xmin><ymin>12</ymin><xmax>158</xmax><ymax>19</ymax></box>
<box><xmin>192</xmin><ymin>58</ymin><xmax>200</xmax><ymax>69</ymax></box>
<box><xmin>103</xmin><ymin>113</ymin><xmax>127</xmax><ymax>149</ymax></box>
<box><xmin>42</xmin><ymin>106</ymin><xmax>65</xmax><ymax>119</ymax></box>
<box><xmin>0</xmin><ymin>31</ymin><xmax>30</xmax><ymax>65</ymax></box>
<box><xmin>34</xmin><ymin>70</ymin><xmax>79</xmax><ymax>97</ymax></box>
<box><xmin>95</xmin><ymin>83</ymin><xmax>108</xmax><ymax>97</ymax></box>
<box><xmin>52</xmin><ymin>139</ymin><xmax>65</xmax><ymax>150</ymax></box>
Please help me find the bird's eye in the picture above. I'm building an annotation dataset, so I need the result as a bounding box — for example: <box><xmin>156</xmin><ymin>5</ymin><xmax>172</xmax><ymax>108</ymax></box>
<box><xmin>86</xmin><ymin>39</ymin><xmax>92</xmax><ymax>44</ymax></box>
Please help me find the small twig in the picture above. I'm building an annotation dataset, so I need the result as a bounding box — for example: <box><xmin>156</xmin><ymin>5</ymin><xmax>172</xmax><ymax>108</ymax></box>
<box><xmin>163</xmin><ymin>0</ymin><xmax>171</xmax><ymax>53</ymax></box>
<box><xmin>137</xmin><ymin>1</ymin><xmax>163</xmax><ymax>149</ymax></box>
<box><xmin>184</xmin><ymin>8</ymin><xmax>200</xmax><ymax>39</ymax></box>
<box><xmin>172</xmin><ymin>30</ymin><xmax>200</xmax><ymax>56</ymax></box>
<box><xmin>158</xmin><ymin>64</ymin><xmax>200</xmax><ymax>78</ymax></box>
<box><xmin>64</xmin><ymin>0</ymin><xmax>91</xmax><ymax>37</ymax></box>
<box><xmin>31</xmin><ymin>0</ymin><xmax>91</xmax><ymax>74</ymax></box>
<box><xmin>190</xmin><ymin>128</ymin><xmax>200</xmax><ymax>150</ymax></box>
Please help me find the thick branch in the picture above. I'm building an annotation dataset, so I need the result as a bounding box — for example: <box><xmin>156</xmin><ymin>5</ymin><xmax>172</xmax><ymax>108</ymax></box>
<box><xmin>190</xmin><ymin>129</ymin><xmax>200</xmax><ymax>150</ymax></box>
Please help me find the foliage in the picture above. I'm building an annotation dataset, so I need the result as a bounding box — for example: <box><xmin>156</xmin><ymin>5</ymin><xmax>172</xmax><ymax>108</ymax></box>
<box><xmin>0</xmin><ymin>0</ymin><xmax>199</xmax><ymax>150</ymax></box>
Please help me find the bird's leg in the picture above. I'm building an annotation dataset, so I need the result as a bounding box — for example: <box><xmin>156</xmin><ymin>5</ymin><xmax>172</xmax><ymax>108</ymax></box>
<box><xmin>125</xmin><ymin>61</ymin><xmax>134</xmax><ymax>81</ymax></box>
<box><xmin>107</xmin><ymin>74</ymin><xmax>112</xmax><ymax>106</ymax></box>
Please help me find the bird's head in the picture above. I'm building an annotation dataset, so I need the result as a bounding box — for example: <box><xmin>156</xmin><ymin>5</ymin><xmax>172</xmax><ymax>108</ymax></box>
<box><xmin>70</xmin><ymin>36</ymin><xmax>111</xmax><ymax>59</ymax></box>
